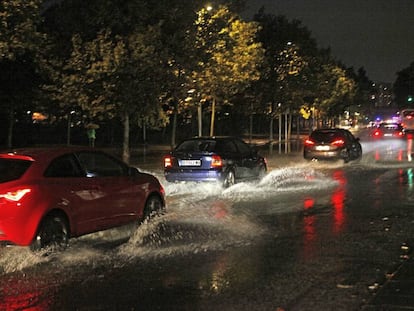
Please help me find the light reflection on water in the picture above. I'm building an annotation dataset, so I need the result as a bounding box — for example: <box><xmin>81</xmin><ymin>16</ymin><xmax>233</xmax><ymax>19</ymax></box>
<box><xmin>299</xmin><ymin>168</ymin><xmax>348</xmax><ymax>261</ymax></box>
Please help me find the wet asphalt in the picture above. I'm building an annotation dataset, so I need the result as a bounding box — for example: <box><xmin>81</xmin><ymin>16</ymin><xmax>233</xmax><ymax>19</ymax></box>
<box><xmin>132</xmin><ymin>138</ymin><xmax>414</xmax><ymax>310</ymax></box>
<box><xmin>132</xmin><ymin>148</ymin><xmax>414</xmax><ymax>310</ymax></box>
<box><xmin>363</xmin><ymin>249</ymin><xmax>414</xmax><ymax>310</ymax></box>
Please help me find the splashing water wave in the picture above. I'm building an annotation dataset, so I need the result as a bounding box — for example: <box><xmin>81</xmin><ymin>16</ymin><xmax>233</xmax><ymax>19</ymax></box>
<box><xmin>0</xmin><ymin>166</ymin><xmax>337</xmax><ymax>272</ymax></box>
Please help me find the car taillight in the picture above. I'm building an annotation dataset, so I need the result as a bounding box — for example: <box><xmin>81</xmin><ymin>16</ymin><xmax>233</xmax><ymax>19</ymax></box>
<box><xmin>331</xmin><ymin>139</ymin><xmax>345</xmax><ymax>147</ymax></box>
<box><xmin>373</xmin><ymin>130</ymin><xmax>381</xmax><ymax>137</ymax></box>
<box><xmin>164</xmin><ymin>156</ymin><xmax>173</xmax><ymax>168</ymax></box>
<box><xmin>304</xmin><ymin>139</ymin><xmax>315</xmax><ymax>146</ymax></box>
<box><xmin>211</xmin><ymin>155</ymin><xmax>223</xmax><ymax>168</ymax></box>
<box><xmin>0</xmin><ymin>188</ymin><xmax>31</xmax><ymax>202</ymax></box>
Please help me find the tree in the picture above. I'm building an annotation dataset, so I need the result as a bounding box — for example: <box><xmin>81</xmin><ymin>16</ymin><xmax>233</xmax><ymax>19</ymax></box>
<box><xmin>192</xmin><ymin>5</ymin><xmax>264</xmax><ymax>136</ymax></box>
<box><xmin>0</xmin><ymin>0</ymin><xmax>44</xmax><ymax>60</ymax></box>
<box><xmin>49</xmin><ymin>26</ymin><xmax>167</xmax><ymax>162</ymax></box>
<box><xmin>313</xmin><ymin>63</ymin><xmax>356</xmax><ymax>127</ymax></box>
<box><xmin>155</xmin><ymin>1</ymin><xmax>201</xmax><ymax>146</ymax></box>
<box><xmin>0</xmin><ymin>0</ymin><xmax>45</xmax><ymax>147</ymax></box>
<box><xmin>394</xmin><ymin>62</ymin><xmax>414</xmax><ymax>109</ymax></box>
<box><xmin>42</xmin><ymin>0</ymin><xmax>179</xmax><ymax>161</ymax></box>
<box><xmin>349</xmin><ymin>67</ymin><xmax>374</xmax><ymax>123</ymax></box>
<box><xmin>253</xmin><ymin>10</ymin><xmax>319</xmax><ymax>147</ymax></box>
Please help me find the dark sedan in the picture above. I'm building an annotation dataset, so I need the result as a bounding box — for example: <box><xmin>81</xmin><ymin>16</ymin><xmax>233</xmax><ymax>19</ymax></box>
<box><xmin>371</xmin><ymin>122</ymin><xmax>405</xmax><ymax>139</ymax></box>
<box><xmin>164</xmin><ymin>136</ymin><xmax>267</xmax><ymax>187</ymax></box>
<box><xmin>303</xmin><ymin>128</ymin><xmax>362</xmax><ymax>162</ymax></box>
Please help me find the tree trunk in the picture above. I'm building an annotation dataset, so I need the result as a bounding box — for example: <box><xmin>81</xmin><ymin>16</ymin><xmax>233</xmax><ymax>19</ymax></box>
<box><xmin>198</xmin><ymin>103</ymin><xmax>202</xmax><ymax>136</ymax></box>
<box><xmin>210</xmin><ymin>97</ymin><xmax>216</xmax><ymax>136</ymax></box>
<box><xmin>278</xmin><ymin>111</ymin><xmax>282</xmax><ymax>154</ymax></box>
<box><xmin>122</xmin><ymin>111</ymin><xmax>130</xmax><ymax>164</ymax></box>
<box><xmin>269</xmin><ymin>117</ymin><xmax>274</xmax><ymax>155</ymax></box>
<box><xmin>269</xmin><ymin>103</ymin><xmax>274</xmax><ymax>155</ymax></box>
<box><xmin>143</xmin><ymin>121</ymin><xmax>147</xmax><ymax>142</ymax></box>
<box><xmin>288</xmin><ymin>110</ymin><xmax>292</xmax><ymax>140</ymax></box>
<box><xmin>171</xmin><ymin>109</ymin><xmax>177</xmax><ymax>148</ymax></box>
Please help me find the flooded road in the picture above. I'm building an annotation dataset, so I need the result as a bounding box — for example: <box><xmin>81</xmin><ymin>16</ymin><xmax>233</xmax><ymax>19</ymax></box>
<box><xmin>2</xmin><ymin>136</ymin><xmax>414</xmax><ymax>310</ymax></box>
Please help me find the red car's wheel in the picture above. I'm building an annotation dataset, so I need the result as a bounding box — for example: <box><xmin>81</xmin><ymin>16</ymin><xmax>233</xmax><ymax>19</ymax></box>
<box><xmin>143</xmin><ymin>195</ymin><xmax>164</xmax><ymax>221</ymax></box>
<box><xmin>30</xmin><ymin>214</ymin><xmax>69</xmax><ymax>253</ymax></box>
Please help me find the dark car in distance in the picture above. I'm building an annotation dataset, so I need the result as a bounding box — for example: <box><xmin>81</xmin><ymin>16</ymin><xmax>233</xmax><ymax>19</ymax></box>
<box><xmin>304</xmin><ymin>128</ymin><xmax>362</xmax><ymax>162</ymax></box>
<box><xmin>371</xmin><ymin>122</ymin><xmax>405</xmax><ymax>139</ymax></box>
<box><xmin>0</xmin><ymin>147</ymin><xmax>165</xmax><ymax>251</ymax></box>
<box><xmin>164</xmin><ymin>136</ymin><xmax>267</xmax><ymax>187</ymax></box>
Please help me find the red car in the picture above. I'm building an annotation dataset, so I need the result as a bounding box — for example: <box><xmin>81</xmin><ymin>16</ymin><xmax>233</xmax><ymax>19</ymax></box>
<box><xmin>0</xmin><ymin>147</ymin><xmax>165</xmax><ymax>251</ymax></box>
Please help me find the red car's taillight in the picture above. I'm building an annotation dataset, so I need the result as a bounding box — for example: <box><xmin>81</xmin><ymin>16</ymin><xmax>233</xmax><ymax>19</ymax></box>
<box><xmin>373</xmin><ymin>130</ymin><xmax>381</xmax><ymax>137</ymax></box>
<box><xmin>0</xmin><ymin>188</ymin><xmax>31</xmax><ymax>202</ymax></box>
<box><xmin>164</xmin><ymin>156</ymin><xmax>173</xmax><ymax>168</ymax></box>
<box><xmin>211</xmin><ymin>155</ymin><xmax>223</xmax><ymax>168</ymax></box>
<box><xmin>331</xmin><ymin>139</ymin><xmax>345</xmax><ymax>147</ymax></box>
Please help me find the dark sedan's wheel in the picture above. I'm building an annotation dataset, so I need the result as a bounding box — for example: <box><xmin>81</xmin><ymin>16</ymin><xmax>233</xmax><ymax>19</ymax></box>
<box><xmin>30</xmin><ymin>214</ymin><xmax>69</xmax><ymax>252</ymax></box>
<box><xmin>258</xmin><ymin>165</ymin><xmax>267</xmax><ymax>180</ymax></box>
<box><xmin>341</xmin><ymin>149</ymin><xmax>350</xmax><ymax>163</ymax></box>
<box><xmin>223</xmin><ymin>170</ymin><xmax>235</xmax><ymax>188</ymax></box>
<box><xmin>143</xmin><ymin>195</ymin><xmax>165</xmax><ymax>220</ymax></box>
<box><xmin>356</xmin><ymin>145</ymin><xmax>363</xmax><ymax>159</ymax></box>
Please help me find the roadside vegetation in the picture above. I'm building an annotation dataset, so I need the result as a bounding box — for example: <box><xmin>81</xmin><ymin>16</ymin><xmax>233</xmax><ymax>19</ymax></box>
<box><xmin>1</xmin><ymin>0</ymin><xmax>412</xmax><ymax>162</ymax></box>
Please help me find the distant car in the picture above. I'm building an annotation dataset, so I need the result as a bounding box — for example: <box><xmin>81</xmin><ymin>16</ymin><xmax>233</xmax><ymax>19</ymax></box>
<box><xmin>401</xmin><ymin>109</ymin><xmax>414</xmax><ymax>132</ymax></box>
<box><xmin>164</xmin><ymin>136</ymin><xmax>267</xmax><ymax>187</ymax></box>
<box><xmin>371</xmin><ymin>122</ymin><xmax>405</xmax><ymax>139</ymax></box>
<box><xmin>304</xmin><ymin>128</ymin><xmax>362</xmax><ymax>162</ymax></box>
<box><xmin>0</xmin><ymin>147</ymin><xmax>165</xmax><ymax>251</ymax></box>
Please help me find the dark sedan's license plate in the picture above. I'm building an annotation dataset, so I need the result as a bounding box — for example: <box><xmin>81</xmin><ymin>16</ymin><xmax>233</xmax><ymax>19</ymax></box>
<box><xmin>315</xmin><ymin>145</ymin><xmax>330</xmax><ymax>151</ymax></box>
<box><xmin>179</xmin><ymin>160</ymin><xmax>201</xmax><ymax>166</ymax></box>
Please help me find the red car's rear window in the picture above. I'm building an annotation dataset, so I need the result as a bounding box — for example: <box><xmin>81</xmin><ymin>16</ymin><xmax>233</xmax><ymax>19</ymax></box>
<box><xmin>0</xmin><ymin>158</ymin><xmax>32</xmax><ymax>183</ymax></box>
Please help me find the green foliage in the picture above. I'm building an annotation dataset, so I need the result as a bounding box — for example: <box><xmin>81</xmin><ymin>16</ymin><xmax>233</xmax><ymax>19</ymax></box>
<box><xmin>193</xmin><ymin>5</ymin><xmax>264</xmax><ymax>102</ymax></box>
<box><xmin>394</xmin><ymin>62</ymin><xmax>414</xmax><ymax>109</ymax></box>
<box><xmin>0</xmin><ymin>0</ymin><xmax>381</xmax><ymax>147</ymax></box>
<box><xmin>54</xmin><ymin>26</ymin><xmax>168</xmax><ymax>129</ymax></box>
<box><xmin>0</xmin><ymin>0</ymin><xmax>44</xmax><ymax>60</ymax></box>
<box><xmin>0</xmin><ymin>0</ymin><xmax>47</xmax><ymax>147</ymax></box>
<box><xmin>253</xmin><ymin>9</ymin><xmax>358</xmax><ymax>125</ymax></box>
<box><xmin>316</xmin><ymin>64</ymin><xmax>356</xmax><ymax>118</ymax></box>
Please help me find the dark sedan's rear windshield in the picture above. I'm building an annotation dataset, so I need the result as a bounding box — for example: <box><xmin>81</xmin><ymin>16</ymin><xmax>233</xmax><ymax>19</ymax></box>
<box><xmin>311</xmin><ymin>131</ymin><xmax>344</xmax><ymax>142</ymax></box>
<box><xmin>0</xmin><ymin>158</ymin><xmax>32</xmax><ymax>183</ymax></box>
<box><xmin>403</xmin><ymin>110</ymin><xmax>414</xmax><ymax>117</ymax></box>
<box><xmin>175</xmin><ymin>140</ymin><xmax>216</xmax><ymax>152</ymax></box>
<box><xmin>380</xmin><ymin>123</ymin><xmax>401</xmax><ymax>130</ymax></box>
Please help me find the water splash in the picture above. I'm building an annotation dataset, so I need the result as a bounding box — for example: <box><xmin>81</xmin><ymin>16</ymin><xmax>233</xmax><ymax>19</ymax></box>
<box><xmin>0</xmin><ymin>166</ymin><xmax>338</xmax><ymax>272</ymax></box>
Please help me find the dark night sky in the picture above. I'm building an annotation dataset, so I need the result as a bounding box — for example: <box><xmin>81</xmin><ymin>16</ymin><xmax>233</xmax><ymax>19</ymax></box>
<box><xmin>243</xmin><ymin>0</ymin><xmax>414</xmax><ymax>83</ymax></box>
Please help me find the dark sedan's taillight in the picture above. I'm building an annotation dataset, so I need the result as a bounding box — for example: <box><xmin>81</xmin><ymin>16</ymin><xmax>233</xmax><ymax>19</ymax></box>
<box><xmin>331</xmin><ymin>139</ymin><xmax>345</xmax><ymax>147</ymax></box>
<box><xmin>304</xmin><ymin>139</ymin><xmax>315</xmax><ymax>146</ymax></box>
<box><xmin>373</xmin><ymin>130</ymin><xmax>381</xmax><ymax>137</ymax></box>
<box><xmin>164</xmin><ymin>156</ymin><xmax>173</xmax><ymax>168</ymax></box>
<box><xmin>210</xmin><ymin>155</ymin><xmax>223</xmax><ymax>168</ymax></box>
